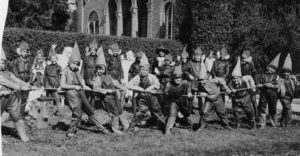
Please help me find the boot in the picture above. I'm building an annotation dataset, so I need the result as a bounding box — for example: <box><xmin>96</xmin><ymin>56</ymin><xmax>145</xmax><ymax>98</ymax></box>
<box><xmin>236</xmin><ymin>122</ymin><xmax>241</xmax><ymax>129</ymax></box>
<box><xmin>89</xmin><ymin>115</ymin><xmax>110</xmax><ymax>134</ymax></box>
<box><xmin>119</xmin><ymin>115</ymin><xmax>129</xmax><ymax>130</ymax></box>
<box><xmin>269</xmin><ymin>114</ymin><xmax>277</xmax><ymax>127</ymax></box>
<box><xmin>165</xmin><ymin>116</ymin><xmax>176</xmax><ymax>135</ymax></box>
<box><xmin>111</xmin><ymin>116</ymin><xmax>123</xmax><ymax>135</ymax></box>
<box><xmin>258</xmin><ymin>114</ymin><xmax>266</xmax><ymax>128</ymax></box>
<box><xmin>197</xmin><ymin>117</ymin><xmax>206</xmax><ymax>131</ymax></box>
<box><xmin>15</xmin><ymin>120</ymin><xmax>29</xmax><ymax>142</ymax></box>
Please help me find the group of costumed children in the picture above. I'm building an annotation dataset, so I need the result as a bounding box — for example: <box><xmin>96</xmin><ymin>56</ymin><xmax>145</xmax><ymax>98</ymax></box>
<box><xmin>0</xmin><ymin>39</ymin><xmax>298</xmax><ymax>142</ymax></box>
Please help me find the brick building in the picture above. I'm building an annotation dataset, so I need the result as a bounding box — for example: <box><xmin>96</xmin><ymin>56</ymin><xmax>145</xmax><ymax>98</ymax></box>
<box><xmin>77</xmin><ymin>0</ymin><xmax>176</xmax><ymax>39</ymax></box>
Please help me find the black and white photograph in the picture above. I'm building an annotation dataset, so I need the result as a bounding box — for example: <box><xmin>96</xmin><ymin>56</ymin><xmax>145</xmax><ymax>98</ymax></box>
<box><xmin>0</xmin><ymin>0</ymin><xmax>300</xmax><ymax>155</ymax></box>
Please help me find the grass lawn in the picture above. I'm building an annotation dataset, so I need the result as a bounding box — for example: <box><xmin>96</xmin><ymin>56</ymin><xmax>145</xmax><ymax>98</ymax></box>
<box><xmin>2</xmin><ymin>109</ymin><xmax>300</xmax><ymax>156</ymax></box>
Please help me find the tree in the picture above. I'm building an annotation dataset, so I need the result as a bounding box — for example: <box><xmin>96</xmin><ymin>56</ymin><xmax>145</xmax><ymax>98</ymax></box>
<box><xmin>6</xmin><ymin>0</ymin><xmax>70</xmax><ymax>31</ymax></box>
<box><xmin>175</xmin><ymin>0</ymin><xmax>300</xmax><ymax>73</ymax></box>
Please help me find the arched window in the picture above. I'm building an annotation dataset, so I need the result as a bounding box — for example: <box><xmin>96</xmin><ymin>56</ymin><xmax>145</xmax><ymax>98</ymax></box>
<box><xmin>88</xmin><ymin>11</ymin><xmax>99</xmax><ymax>34</ymax></box>
<box><xmin>122</xmin><ymin>0</ymin><xmax>132</xmax><ymax>36</ymax></box>
<box><xmin>109</xmin><ymin>0</ymin><xmax>117</xmax><ymax>35</ymax></box>
<box><xmin>165</xmin><ymin>2</ymin><xmax>173</xmax><ymax>39</ymax></box>
<box><xmin>138</xmin><ymin>0</ymin><xmax>148</xmax><ymax>37</ymax></box>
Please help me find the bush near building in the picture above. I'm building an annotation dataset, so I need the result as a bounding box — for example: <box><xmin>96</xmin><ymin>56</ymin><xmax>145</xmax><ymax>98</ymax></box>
<box><xmin>2</xmin><ymin>28</ymin><xmax>183</xmax><ymax>64</ymax></box>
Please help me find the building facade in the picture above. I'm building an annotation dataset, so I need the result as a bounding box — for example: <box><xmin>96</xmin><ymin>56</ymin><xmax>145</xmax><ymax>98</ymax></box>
<box><xmin>77</xmin><ymin>0</ymin><xmax>176</xmax><ymax>39</ymax></box>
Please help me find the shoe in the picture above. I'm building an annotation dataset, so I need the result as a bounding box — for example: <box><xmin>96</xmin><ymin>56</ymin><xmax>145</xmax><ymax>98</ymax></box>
<box><xmin>66</xmin><ymin>132</ymin><xmax>75</xmax><ymax>137</ymax></box>
<box><xmin>224</xmin><ymin>126</ymin><xmax>233</xmax><ymax>131</ymax></box>
<box><xmin>111</xmin><ymin>127</ymin><xmax>124</xmax><ymax>135</ymax></box>
<box><xmin>236</xmin><ymin>123</ymin><xmax>241</xmax><ymax>129</ymax></box>
<box><xmin>15</xmin><ymin>120</ymin><xmax>30</xmax><ymax>142</ymax></box>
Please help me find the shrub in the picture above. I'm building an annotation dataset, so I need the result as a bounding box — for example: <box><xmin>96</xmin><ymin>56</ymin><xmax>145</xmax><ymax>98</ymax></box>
<box><xmin>2</xmin><ymin>28</ymin><xmax>183</xmax><ymax>64</ymax></box>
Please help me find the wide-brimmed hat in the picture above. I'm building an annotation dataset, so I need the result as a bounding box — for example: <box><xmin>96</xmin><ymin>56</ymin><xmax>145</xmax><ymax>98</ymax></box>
<box><xmin>156</xmin><ymin>46</ymin><xmax>170</xmax><ymax>54</ymax></box>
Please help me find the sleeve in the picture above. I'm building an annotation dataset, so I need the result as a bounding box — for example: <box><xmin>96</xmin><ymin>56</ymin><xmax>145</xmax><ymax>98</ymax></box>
<box><xmin>210</xmin><ymin>61</ymin><xmax>216</xmax><ymax>78</ymax></box>
<box><xmin>127</xmin><ymin>75</ymin><xmax>140</xmax><ymax>88</ymax></box>
<box><xmin>111</xmin><ymin>75</ymin><xmax>125</xmax><ymax>89</ymax></box>
<box><xmin>0</xmin><ymin>75</ymin><xmax>21</xmax><ymax>90</ymax></box>
<box><xmin>214</xmin><ymin>77</ymin><xmax>228</xmax><ymax>89</ymax></box>
<box><xmin>164</xmin><ymin>82</ymin><xmax>171</xmax><ymax>94</ymax></box>
<box><xmin>92</xmin><ymin>77</ymin><xmax>107</xmax><ymax>94</ymax></box>
<box><xmin>10</xmin><ymin>72</ymin><xmax>30</xmax><ymax>87</ymax></box>
<box><xmin>225</xmin><ymin>62</ymin><xmax>230</xmax><ymax>78</ymax></box>
<box><xmin>60</xmin><ymin>69</ymin><xmax>76</xmax><ymax>89</ymax></box>
<box><xmin>242</xmin><ymin>75</ymin><xmax>255</xmax><ymax>89</ymax></box>
<box><xmin>152</xmin><ymin>59</ymin><xmax>158</xmax><ymax>74</ymax></box>
<box><xmin>150</xmin><ymin>75</ymin><xmax>160</xmax><ymax>89</ymax></box>
<box><xmin>12</xmin><ymin>59</ymin><xmax>20</xmax><ymax>78</ymax></box>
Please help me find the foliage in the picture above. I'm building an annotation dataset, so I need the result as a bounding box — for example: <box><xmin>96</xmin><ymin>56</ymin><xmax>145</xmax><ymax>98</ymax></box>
<box><xmin>175</xmin><ymin>0</ymin><xmax>300</xmax><ymax>73</ymax></box>
<box><xmin>2</xmin><ymin>28</ymin><xmax>183</xmax><ymax>64</ymax></box>
<box><xmin>6</xmin><ymin>0</ymin><xmax>70</xmax><ymax>31</ymax></box>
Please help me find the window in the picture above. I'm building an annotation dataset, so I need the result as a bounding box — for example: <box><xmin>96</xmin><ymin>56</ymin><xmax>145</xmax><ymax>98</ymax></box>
<box><xmin>109</xmin><ymin>0</ymin><xmax>117</xmax><ymax>35</ymax></box>
<box><xmin>88</xmin><ymin>11</ymin><xmax>99</xmax><ymax>34</ymax></box>
<box><xmin>165</xmin><ymin>2</ymin><xmax>173</xmax><ymax>39</ymax></box>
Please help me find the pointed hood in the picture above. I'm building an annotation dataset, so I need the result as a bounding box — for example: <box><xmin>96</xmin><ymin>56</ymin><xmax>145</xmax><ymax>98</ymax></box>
<box><xmin>220</xmin><ymin>46</ymin><xmax>228</xmax><ymax>57</ymax></box>
<box><xmin>48</xmin><ymin>47</ymin><xmax>57</xmax><ymax>59</ymax></box>
<box><xmin>89</xmin><ymin>39</ymin><xmax>98</xmax><ymax>50</ymax></box>
<box><xmin>268</xmin><ymin>53</ymin><xmax>281</xmax><ymax>69</ymax></box>
<box><xmin>199</xmin><ymin>61</ymin><xmax>208</xmax><ymax>80</ymax></box>
<box><xmin>0</xmin><ymin>47</ymin><xmax>7</xmax><ymax>61</ymax></box>
<box><xmin>95</xmin><ymin>45</ymin><xmax>107</xmax><ymax>68</ymax></box>
<box><xmin>140</xmin><ymin>52</ymin><xmax>150</xmax><ymax>69</ymax></box>
<box><xmin>19</xmin><ymin>41</ymin><xmax>29</xmax><ymax>50</ymax></box>
<box><xmin>194</xmin><ymin>47</ymin><xmax>202</xmax><ymax>55</ymax></box>
<box><xmin>232</xmin><ymin>57</ymin><xmax>242</xmax><ymax>77</ymax></box>
<box><xmin>181</xmin><ymin>44</ymin><xmax>189</xmax><ymax>58</ymax></box>
<box><xmin>68</xmin><ymin>42</ymin><xmax>81</xmax><ymax>64</ymax></box>
<box><xmin>135</xmin><ymin>51</ymin><xmax>144</xmax><ymax>59</ymax></box>
<box><xmin>172</xmin><ymin>65</ymin><xmax>183</xmax><ymax>78</ymax></box>
<box><xmin>282</xmin><ymin>53</ymin><xmax>292</xmax><ymax>72</ymax></box>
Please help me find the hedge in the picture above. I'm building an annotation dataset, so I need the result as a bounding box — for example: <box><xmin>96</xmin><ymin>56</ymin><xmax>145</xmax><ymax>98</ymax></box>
<box><xmin>2</xmin><ymin>28</ymin><xmax>183</xmax><ymax>64</ymax></box>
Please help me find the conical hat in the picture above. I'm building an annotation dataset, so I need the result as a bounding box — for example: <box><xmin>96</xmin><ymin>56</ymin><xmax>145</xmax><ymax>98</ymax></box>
<box><xmin>19</xmin><ymin>41</ymin><xmax>29</xmax><ymax>50</ymax></box>
<box><xmin>268</xmin><ymin>53</ymin><xmax>281</xmax><ymax>69</ymax></box>
<box><xmin>68</xmin><ymin>42</ymin><xmax>81</xmax><ymax>64</ymax></box>
<box><xmin>282</xmin><ymin>53</ymin><xmax>292</xmax><ymax>71</ymax></box>
<box><xmin>96</xmin><ymin>46</ymin><xmax>106</xmax><ymax>67</ymax></box>
<box><xmin>48</xmin><ymin>48</ymin><xmax>57</xmax><ymax>59</ymax></box>
<box><xmin>173</xmin><ymin>65</ymin><xmax>183</xmax><ymax>78</ymax></box>
<box><xmin>199</xmin><ymin>61</ymin><xmax>208</xmax><ymax>80</ymax></box>
<box><xmin>194</xmin><ymin>47</ymin><xmax>202</xmax><ymax>55</ymax></box>
<box><xmin>0</xmin><ymin>47</ymin><xmax>7</xmax><ymax>61</ymax></box>
<box><xmin>232</xmin><ymin>57</ymin><xmax>242</xmax><ymax>77</ymax></box>
<box><xmin>135</xmin><ymin>51</ymin><xmax>144</xmax><ymax>59</ymax></box>
<box><xmin>181</xmin><ymin>44</ymin><xmax>189</xmax><ymax>58</ymax></box>
<box><xmin>140</xmin><ymin>53</ymin><xmax>150</xmax><ymax>69</ymax></box>
<box><xmin>89</xmin><ymin>39</ymin><xmax>98</xmax><ymax>49</ymax></box>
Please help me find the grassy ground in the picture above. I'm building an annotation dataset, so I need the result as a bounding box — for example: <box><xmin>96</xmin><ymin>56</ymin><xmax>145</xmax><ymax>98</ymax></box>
<box><xmin>2</xmin><ymin>107</ymin><xmax>300</xmax><ymax>156</ymax></box>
